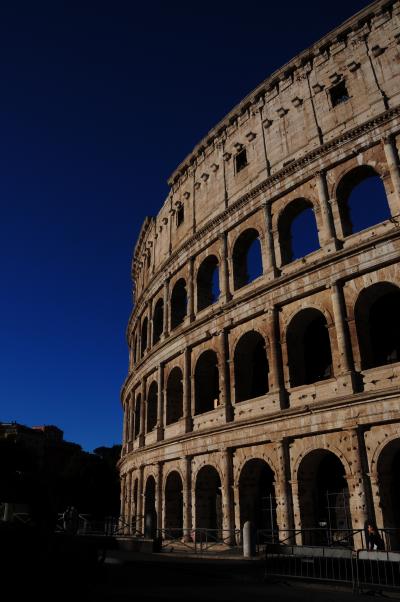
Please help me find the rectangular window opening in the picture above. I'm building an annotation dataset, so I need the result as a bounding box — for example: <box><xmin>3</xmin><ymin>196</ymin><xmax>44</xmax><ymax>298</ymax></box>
<box><xmin>176</xmin><ymin>205</ymin><xmax>184</xmax><ymax>227</ymax></box>
<box><xmin>235</xmin><ymin>148</ymin><xmax>248</xmax><ymax>173</ymax></box>
<box><xmin>330</xmin><ymin>80</ymin><xmax>350</xmax><ymax>107</ymax></box>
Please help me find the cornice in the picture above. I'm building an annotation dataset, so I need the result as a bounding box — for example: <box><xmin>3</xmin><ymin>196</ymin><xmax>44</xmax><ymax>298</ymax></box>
<box><xmin>119</xmin><ymin>385</ymin><xmax>400</xmax><ymax>467</ymax></box>
<box><xmin>166</xmin><ymin>0</ymin><xmax>393</xmax><ymax>186</ymax></box>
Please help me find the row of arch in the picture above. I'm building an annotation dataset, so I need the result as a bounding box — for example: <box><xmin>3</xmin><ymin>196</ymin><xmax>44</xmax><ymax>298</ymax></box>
<box><xmin>127</xmin><ymin>437</ymin><xmax>400</xmax><ymax>548</ymax></box>
<box><xmin>129</xmin><ymin>281</ymin><xmax>400</xmax><ymax>437</ymax></box>
<box><xmin>133</xmin><ymin>164</ymin><xmax>392</xmax><ymax>362</ymax></box>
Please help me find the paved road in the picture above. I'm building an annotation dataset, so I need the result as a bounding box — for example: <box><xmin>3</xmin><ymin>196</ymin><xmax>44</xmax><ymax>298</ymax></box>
<box><xmin>91</xmin><ymin>553</ymin><xmax>399</xmax><ymax>601</ymax></box>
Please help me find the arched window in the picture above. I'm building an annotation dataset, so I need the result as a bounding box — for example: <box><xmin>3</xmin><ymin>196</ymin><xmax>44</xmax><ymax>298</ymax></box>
<box><xmin>287</xmin><ymin>308</ymin><xmax>333</xmax><ymax>387</ymax></box>
<box><xmin>146</xmin><ymin>381</ymin><xmax>158</xmax><ymax>432</ymax></box>
<box><xmin>355</xmin><ymin>283</ymin><xmax>400</xmax><ymax>370</ymax></box>
<box><xmin>232</xmin><ymin>228</ymin><xmax>263</xmax><ymax>290</ymax></box>
<box><xmin>197</xmin><ymin>255</ymin><xmax>220</xmax><ymax>311</ymax></box>
<box><xmin>166</xmin><ymin>367</ymin><xmax>183</xmax><ymax>425</ymax></box>
<box><xmin>278</xmin><ymin>199</ymin><xmax>320</xmax><ymax>265</ymax></box>
<box><xmin>234</xmin><ymin>331</ymin><xmax>269</xmax><ymax>402</ymax></box>
<box><xmin>152</xmin><ymin>298</ymin><xmax>164</xmax><ymax>345</ymax></box>
<box><xmin>195</xmin><ymin>350</ymin><xmax>219</xmax><ymax>414</ymax></box>
<box><xmin>133</xmin><ymin>335</ymin><xmax>137</xmax><ymax>365</ymax></box>
<box><xmin>134</xmin><ymin>394</ymin><xmax>141</xmax><ymax>438</ymax></box>
<box><xmin>337</xmin><ymin>166</ymin><xmax>391</xmax><ymax>236</ymax></box>
<box><xmin>141</xmin><ymin>317</ymin><xmax>148</xmax><ymax>356</ymax></box>
<box><xmin>170</xmin><ymin>279</ymin><xmax>187</xmax><ymax>329</ymax></box>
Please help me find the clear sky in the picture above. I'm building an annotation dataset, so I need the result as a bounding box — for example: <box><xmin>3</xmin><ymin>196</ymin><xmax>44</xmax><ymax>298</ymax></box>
<box><xmin>0</xmin><ymin>0</ymin><xmax>370</xmax><ymax>452</ymax></box>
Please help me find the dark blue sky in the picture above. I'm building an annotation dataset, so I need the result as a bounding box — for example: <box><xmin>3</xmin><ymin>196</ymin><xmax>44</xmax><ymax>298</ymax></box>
<box><xmin>0</xmin><ymin>0</ymin><xmax>369</xmax><ymax>451</ymax></box>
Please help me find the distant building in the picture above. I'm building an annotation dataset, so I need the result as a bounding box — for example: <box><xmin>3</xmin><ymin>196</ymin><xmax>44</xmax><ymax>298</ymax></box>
<box><xmin>0</xmin><ymin>421</ymin><xmax>81</xmax><ymax>472</ymax></box>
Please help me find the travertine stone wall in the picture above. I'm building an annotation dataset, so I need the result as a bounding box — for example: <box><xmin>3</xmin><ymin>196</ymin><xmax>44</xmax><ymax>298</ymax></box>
<box><xmin>120</xmin><ymin>0</ymin><xmax>400</xmax><ymax>547</ymax></box>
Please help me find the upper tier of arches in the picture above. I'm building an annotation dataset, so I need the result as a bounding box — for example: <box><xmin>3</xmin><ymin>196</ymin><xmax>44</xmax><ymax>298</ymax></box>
<box><xmin>131</xmin><ymin>160</ymin><xmax>399</xmax><ymax>364</ymax></box>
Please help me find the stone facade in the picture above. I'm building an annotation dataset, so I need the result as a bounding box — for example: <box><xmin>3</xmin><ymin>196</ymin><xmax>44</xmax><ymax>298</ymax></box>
<box><xmin>119</xmin><ymin>0</ymin><xmax>400</xmax><ymax>548</ymax></box>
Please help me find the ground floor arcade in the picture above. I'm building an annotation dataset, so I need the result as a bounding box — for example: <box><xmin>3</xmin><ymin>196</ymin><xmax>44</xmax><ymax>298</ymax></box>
<box><xmin>120</xmin><ymin>422</ymin><xmax>400</xmax><ymax>550</ymax></box>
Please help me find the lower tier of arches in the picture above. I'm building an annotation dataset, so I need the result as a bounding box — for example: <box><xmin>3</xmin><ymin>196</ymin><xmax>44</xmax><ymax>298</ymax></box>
<box><xmin>120</xmin><ymin>421</ymin><xmax>400</xmax><ymax>550</ymax></box>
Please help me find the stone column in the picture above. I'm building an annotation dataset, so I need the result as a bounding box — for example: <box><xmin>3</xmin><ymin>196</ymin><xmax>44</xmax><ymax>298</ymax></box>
<box><xmin>120</xmin><ymin>474</ymin><xmax>126</xmax><ymax>524</ymax></box>
<box><xmin>156</xmin><ymin>462</ymin><xmax>163</xmax><ymax>532</ymax></box>
<box><xmin>122</xmin><ymin>402</ymin><xmax>128</xmax><ymax>450</ymax></box>
<box><xmin>139</xmin><ymin>378</ymin><xmax>146</xmax><ymax>447</ymax></box>
<box><xmin>233</xmin><ymin>479</ymin><xmax>241</xmax><ymax>545</ymax></box>
<box><xmin>383</xmin><ymin>136</ymin><xmax>400</xmax><ymax>215</ymax></box>
<box><xmin>163</xmin><ymin>277</ymin><xmax>169</xmax><ymax>338</ymax></box>
<box><xmin>369</xmin><ymin>472</ymin><xmax>384</xmax><ymax>529</ymax></box>
<box><xmin>187</xmin><ymin>257</ymin><xmax>195</xmax><ymax>322</ymax></box>
<box><xmin>183</xmin><ymin>347</ymin><xmax>192</xmax><ymax>432</ymax></box>
<box><xmin>222</xmin><ymin>449</ymin><xmax>235</xmax><ymax>545</ymax></box>
<box><xmin>316</xmin><ymin>171</ymin><xmax>339</xmax><ymax>252</ymax></box>
<box><xmin>219</xmin><ymin>329</ymin><xmax>233</xmax><ymax>422</ymax></box>
<box><xmin>126</xmin><ymin>471</ymin><xmax>132</xmax><ymax>534</ymax></box>
<box><xmin>345</xmin><ymin>428</ymin><xmax>369</xmax><ymax>549</ymax></box>
<box><xmin>219</xmin><ymin>232</ymin><xmax>232</xmax><ymax>304</ymax></box>
<box><xmin>137</xmin><ymin>465</ymin><xmax>144</xmax><ymax>534</ymax></box>
<box><xmin>290</xmin><ymin>479</ymin><xmax>303</xmax><ymax>546</ymax></box>
<box><xmin>274</xmin><ymin>440</ymin><xmax>292</xmax><ymax>543</ymax></box>
<box><xmin>182</xmin><ymin>456</ymin><xmax>192</xmax><ymax>542</ymax></box>
<box><xmin>267</xmin><ymin>306</ymin><xmax>287</xmax><ymax>409</ymax></box>
<box><xmin>262</xmin><ymin>201</ymin><xmax>279</xmax><ymax>279</ymax></box>
<box><xmin>157</xmin><ymin>362</ymin><xmax>164</xmax><ymax>441</ymax></box>
<box><xmin>331</xmin><ymin>281</ymin><xmax>358</xmax><ymax>393</ymax></box>
<box><xmin>147</xmin><ymin>299</ymin><xmax>153</xmax><ymax>351</ymax></box>
<box><xmin>129</xmin><ymin>393</ymin><xmax>135</xmax><ymax>447</ymax></box>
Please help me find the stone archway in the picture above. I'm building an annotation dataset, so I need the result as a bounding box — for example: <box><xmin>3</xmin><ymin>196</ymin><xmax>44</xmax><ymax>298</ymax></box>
<box><xmin>195</xmin><ymin>465</ymin><xmax>222</xmax><ymax>537</ymax></box>
<box><xmin>377</xmin><ymin>438</ymin><xmax>400</xmax><ymax>550</ymax></box>
<box><xmin>239</xmin><ymin>458</ymin><xmax>277</xmax><ymax>541</ymax></box>
<box><xmin>164</xmin><ymin>471</ymin><xmax>183</xmax><ymax>539</ymax></box>
<box><xmin>298</xmin><ymin>449</ymin><xmax>351</xmax><ymax>546</ymax></box>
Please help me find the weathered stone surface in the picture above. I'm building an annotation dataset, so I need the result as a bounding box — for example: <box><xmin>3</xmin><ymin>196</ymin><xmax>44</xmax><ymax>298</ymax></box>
<box><xmin>119</xmin><ymin>0</ymin><xmax>400</xmax><ymax>547</ymax></box>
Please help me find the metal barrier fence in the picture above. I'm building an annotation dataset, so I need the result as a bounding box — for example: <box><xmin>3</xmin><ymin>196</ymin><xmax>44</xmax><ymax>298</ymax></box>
<box><xmin>356</xmin><ymin>550</ymin><xmax>400</xmax><ymax>593</ymax></box>
<box><xmin>55</xmin><ymin>514</ymin><xmax>144</xmax><ymax>537</ymax></box>
<box><xmin>265</xmin><ymin>544</ymin><xmax>400</xmax><ymax>594</ymax></box>
<box><xmin>157</xmin><ymin>528</ymin><xmax>242</xmax><ymax>555</ymax></box>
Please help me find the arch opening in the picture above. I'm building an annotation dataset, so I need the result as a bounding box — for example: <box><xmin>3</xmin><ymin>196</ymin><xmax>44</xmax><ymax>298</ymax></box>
<box><xmin>287</xmin><ymin>308</ymin><xmax>333</xmax><ymax>387</ymax></box>
<box><xmin>144</xmin><ymin>475</ymin><xmax>156</xmax><ymax>535</ymax></box>
<box><xmin>194</xmin><ymin>350</ymin><xmax>219</xmax><ymax>414</ymax></box>
<box><xmin>239</xmin><ymin>459</ymin><xmax>277</xmax><ymax>540</ymax></box>
<box><xmin>232</xmin><ymin>228</ymin><xmax>263</xmax><ymax>290</ymax></box>
<box><xmin>337</xmin><ymin>166</ymin><xmax>391</xmax><ymax>236</ymax></box>
<box><xmin>141</xmin><ymin>317</ymin><xmax>148</xmax><ymax>356</ymax></box>
<box><xmin>164</xmin><ymin>471</ymin><xmax>183</xmax><ymax>539</ymax></box>
<box><xmin>355</xmin><ymin>283</ymin><xmax>400</xmax><ymax>370</ymax></box>
<box><xmin>170</xmin><ymin>279</ymin><xmax>187</xmax><ymax>330</ymax></box>
<box><xmin>298</xmin><ymin>449</ymin><xmax>351</xmax><ymax>546</ymax></box>
<box><xmin>197</xmin><ymin>255</ymin><xmax>220</xmax><ymax>311</ymax></box>
<box><xmin>234</xmin><ymin>331</ymin><xmax>269</xmax><ymax>402</ymax></box>
<box><xmin>279</xmin><ymin>199</ymin><xmax>320</xmax><ymax>265</ymax></box>
<box><xmin>195</xmin><ymin>465</ymin><xmax>222</xmax><ymax>535</ymax></box>
<box><xmin>166</xmin><ymin>367</ymin><xmax>183</xmax><ymax>425</ymax></box>
<box><xmin>134</xmin><ymin>394</ymin><xmax>141</xmax><ymax>439</ymax></box>
<box><xmin>377</xmin><ymin>438</ymin><xmax>400</xmax><ymax>550</ymax></box>
<box><xmin>146</xmin><ymin>381</ymin><xmax>158</xmax><ymax>433</ymax></box>
<box><xmin>152</xmin><ymin>298</ymin><xmax>164</xmax><ymax>345</ymax></box>
<box><xmin>133</xmin><ymin>335</ymin><xmax>137</xmax><ymax>365</ymax></box>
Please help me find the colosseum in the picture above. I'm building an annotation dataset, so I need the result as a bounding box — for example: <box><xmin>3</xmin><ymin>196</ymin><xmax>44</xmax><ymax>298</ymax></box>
<box><xmin>119</xmin><ymin>0</ymin><xmax>400</xmax><ymax>551</ymax></box>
